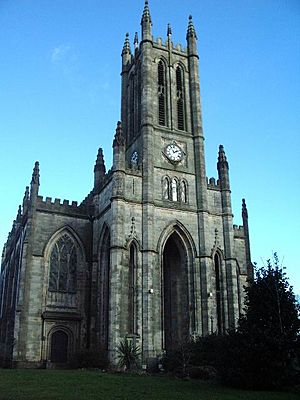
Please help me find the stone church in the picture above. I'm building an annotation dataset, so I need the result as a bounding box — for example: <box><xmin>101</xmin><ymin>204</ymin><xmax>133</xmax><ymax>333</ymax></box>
<box><xmin>0</xmin><ymin>1</ymin><xmax>252</xmax><ymax>367</ymax></box>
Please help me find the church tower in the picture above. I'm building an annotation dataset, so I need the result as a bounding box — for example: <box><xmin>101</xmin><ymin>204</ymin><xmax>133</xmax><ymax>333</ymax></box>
<box><xmin>91</xmin><ymin>1</ymin><xmax>252</xmax><ymax>364</ymax></box>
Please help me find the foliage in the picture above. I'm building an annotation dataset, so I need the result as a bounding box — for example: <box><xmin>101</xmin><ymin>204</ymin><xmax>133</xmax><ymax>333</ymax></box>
<box><xmin>68</xmin><ymin>347</ymin><xmax>108</xmax><ymax>369</ymax></box>
<box><xmin>219</xmin><ymin>254</ymin><xmax>300</xmax><ymax>389</ymax></box>
<box><xmin>116</xmin><ymin>338</ymin><xmax>141</xmax><ymax>370</ymax></box>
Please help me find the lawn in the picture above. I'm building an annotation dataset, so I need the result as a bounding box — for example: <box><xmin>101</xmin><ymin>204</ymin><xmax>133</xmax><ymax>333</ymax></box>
<box><xmin>0</xmin><ymin>370</ymin><xmax>298</xmax><ymax>400</ymax></box>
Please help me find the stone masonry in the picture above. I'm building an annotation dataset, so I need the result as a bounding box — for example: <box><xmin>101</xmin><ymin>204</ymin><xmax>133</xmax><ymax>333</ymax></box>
<box><xmin>0</xmin><ymin>1</ymin><xmax>252</xmax><ymax>368</ymax></box>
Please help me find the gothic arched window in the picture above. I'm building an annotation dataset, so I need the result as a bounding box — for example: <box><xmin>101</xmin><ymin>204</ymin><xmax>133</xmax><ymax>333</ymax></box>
<box><xmin>158</xmin><ymin>60</ymin><xmax>166</xmax><ymax>126</ymax></box>
<box><xmin>163</xmin><ymin>177</ymin><xmax>170</xmax><ymax>200</ymax></box>
<box><xmin>176</xmin><ymin>66</ymin><xmax>185</xmax><ymax>131</ymax></box>
<box><xmin>49</xmin><ymin>234</ymin><xmax>77</xmax><ymax>293</ymax></box>
<box><xmin>180</xmin><ymin>180</ymin><xmax>187</xmax><ymax>203</ymax></box>
<box><xmin>214</xmin><ymin>253</ymin><xmax>222</xmax><ymax>333</ymax></box>
<box><xmin>171</xmin><ymin>178</ymin><xmax>179</xmax><ymax>202</ymax></box>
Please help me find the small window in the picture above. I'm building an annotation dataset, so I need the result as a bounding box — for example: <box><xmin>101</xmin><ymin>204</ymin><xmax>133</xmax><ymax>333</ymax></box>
<box><xmin>181</xmin><ymin>181</ymin><xmax>187</xmax><ymax>203</ymax></box>
<box><xmin>163</xmin><ymin>177</ymin><xmax>170</xmax><ymax>200</ymax></box>
<box><xmin>171</xmin><ymin>178</ymin><xmax>178</xmax><ymax>202</ymax></box>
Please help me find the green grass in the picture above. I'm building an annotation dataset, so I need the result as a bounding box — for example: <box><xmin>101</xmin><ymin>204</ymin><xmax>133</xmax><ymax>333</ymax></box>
<box><xmin>0</xmin><ymin>370</ymin><xmax>298</xmax><ymax>400</ymax></box>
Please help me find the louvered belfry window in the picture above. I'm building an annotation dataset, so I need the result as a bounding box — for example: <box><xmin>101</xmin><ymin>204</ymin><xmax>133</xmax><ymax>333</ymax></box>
<box><xmin>49</xmin><ymin>234</ymin><xmax>77</xmax><ymax>293</ymax></box>
<box><xmin>158</xmin><ymin>61</ymin><xmax>166</xmax><ymax>126</ymax></box>
<box><xmin>176</xmin><ymin>66</ymin><xmax>185</xmax><ymax>130</ymax></box>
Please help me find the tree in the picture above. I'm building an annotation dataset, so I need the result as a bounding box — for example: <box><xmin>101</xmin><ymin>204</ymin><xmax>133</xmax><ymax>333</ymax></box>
<box><xmin>223</xmin><ymin>254</ymin><xmax>300</xmax><ymax>389</ymax></box>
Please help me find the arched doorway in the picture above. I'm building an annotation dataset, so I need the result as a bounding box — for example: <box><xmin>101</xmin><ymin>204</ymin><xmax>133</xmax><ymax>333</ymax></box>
<box><xmin>50</xmin><ymin>330</ymin><xmax>68</xmax><ymax>363</ymax></box>
<box><xmin>163</xmin><ymin>232</ymin><xmax>189</xmax><ymax>351</ymax></box>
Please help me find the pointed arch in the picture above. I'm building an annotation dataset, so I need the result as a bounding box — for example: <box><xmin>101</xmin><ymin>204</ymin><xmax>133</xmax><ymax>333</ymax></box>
<box><xmin>211</xmin><ymin>248</ymin><xmax>226</xmax><ymax>334</ymax></box>
<box><xmin>162</xmin><ymin>175</ymin><xmax>171</xmax><ymax>200</ymax></box>
<box><xmin>157</xmin><ymin>59</ymin><xmax>167</xmax><ymax>126</ymax></box>
<box><xmin>44</xmin><ymin>226</ymin><xmax>86</xmax><ymax>294</ymax></box>
<box><xmin>47</xmin><ymin>325</ymin><xmax>74</xmax><ymax>363</ymax></box>
<box><xmin>180</xmin><ymin>179</ymin><xmax>188</xmax><ymax>203</ymax></box>
<box><xmin>176</xmin><ymin>65</ymin><xmax>185</xmax><ymax>131</ymax></box>
<box><xmin>158</xmin><ymin>222</ymin><xmax>197</xmax><ymax>351</ymax></box>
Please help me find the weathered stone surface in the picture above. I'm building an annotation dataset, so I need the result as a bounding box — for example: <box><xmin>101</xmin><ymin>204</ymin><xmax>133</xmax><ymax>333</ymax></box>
<box><xmin>0</xmin><ymin>2</ymin><xmax>252</xmax><ymax>367</ymax></box>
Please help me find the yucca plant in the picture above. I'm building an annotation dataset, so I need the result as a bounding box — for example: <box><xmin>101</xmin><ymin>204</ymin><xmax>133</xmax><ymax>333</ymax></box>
<box><xmin>117</xmin><ymin>338</ymin><xmax>141</xmax><ymax>370</ymax></box>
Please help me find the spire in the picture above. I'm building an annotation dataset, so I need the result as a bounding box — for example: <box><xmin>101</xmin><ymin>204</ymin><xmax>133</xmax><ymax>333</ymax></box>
<box><xmin>141</xmin><ymin>0</ymin><xmax>152</xmax><ymax>42</ymax></box>
<box><xmin>122</xmin><ymin>33</ymin><xmax>131</xmax><ymax>56</ymax></box>
<box><xmin>113</xmin><ymin>121</ymin><xmax>125</xmax><ymax>148</ymax></box>
<box><xmin>187</xmin><ymin>15</ymin><xmax>197</xmax><ymax>39</ymax></box>
<box><xmin>31</xmin><ymin>161</ymin><xmax>40</xmax><ymax>186</ymax></box>
<box><xmin>242</xmin><ymin>198</ymin><xmax>248</xmax><ymax>219</ymax></box>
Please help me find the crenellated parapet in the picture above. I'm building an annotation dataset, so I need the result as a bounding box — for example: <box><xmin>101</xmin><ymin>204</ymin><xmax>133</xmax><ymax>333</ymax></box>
<box><xmin>207</xmin><ymin>177</ymin><xmax>220</xmax><ymax>191</ymax></box>
<box><xmin>233</xmin><ymin>224</ymin><xmax>245</xmax><ymax>238</ymax></box>
<box><xmin>35</xmin><ymin>195</ymin><xmax>90</xmax><ymax>216</ymax></box>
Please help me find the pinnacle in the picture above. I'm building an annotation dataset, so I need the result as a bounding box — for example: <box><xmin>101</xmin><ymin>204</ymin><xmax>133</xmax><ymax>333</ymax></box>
<box><xmin>141</xmin><ymin>0</ymin><xmax>152</xmax><ymax>24</ymax></box>
<box><xmin>167</xmin><ymin>23</ymin><xmax>172</xmax><ymax>37</ymax></box>
<box><xmin>31</xmin><ymin>161</ymin><xmax>40</xmax><ymax>185</ymax></box>
<box><xmin>242</xmin><ymin>198</ymin><xmax>248</xmax><ymax>218</ymax></box>
<box><xmin>218</xmin><ymin>145</ymin><xmax>227</xmax><ymax>163</ymax></box>
<box><xmin>187</xmin><ymin>14</ymin><xmax>197</xmax><ymax>39</ymax></box>
<box><xmin>113</xmin><ymin>121</ymin><xmax>125</xmax><ymax>148</ymax></box>
<box><xmin>122</xmin><ymin>32</ymin><xmax>131</xmax><ymax>55</ymax></box>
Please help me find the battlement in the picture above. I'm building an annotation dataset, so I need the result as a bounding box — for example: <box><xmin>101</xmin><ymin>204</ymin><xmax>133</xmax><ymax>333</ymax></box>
<box><xmin>153</xmin><ymin>37</ymin><xmax>186</xmax><ymax>54</ymax></box>
<box><xmin>233</xmin><ymin>224</ymin><xmax>245</xmax><ymax>238</ymax></box>
<box><xmin>207</xmin><ymin>177</ymin><xmax>220</xmax><ymax>190</ymax></box>
<box><xmin>36</xmin><ymin>196</ymin><xmax>88</xmax><ymax>215</ymax></box>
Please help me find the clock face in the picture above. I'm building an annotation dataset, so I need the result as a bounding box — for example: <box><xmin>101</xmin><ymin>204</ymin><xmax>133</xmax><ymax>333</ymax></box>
<box><xmin>165</xmin><ymin>143</ymin><xmax>184</xmax><ymax>163</ymax></box>
<box><xmin>131</xmin><ymin>151</ymin><xmax>139</xmax><ymax>166</ymax></box>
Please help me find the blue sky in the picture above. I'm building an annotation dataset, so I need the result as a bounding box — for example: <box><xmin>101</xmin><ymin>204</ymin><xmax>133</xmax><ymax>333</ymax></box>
<box><xmin>0</xmin><ymin>0</ymin><xmax>299</xmax><ymax>294</ymax></box>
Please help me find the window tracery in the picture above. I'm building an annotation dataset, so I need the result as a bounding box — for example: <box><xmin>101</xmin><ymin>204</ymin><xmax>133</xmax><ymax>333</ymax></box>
<box><xmin>49</xmin><ymin>234</ymin><xmax>77</xmax><ymax>293</ymax></box>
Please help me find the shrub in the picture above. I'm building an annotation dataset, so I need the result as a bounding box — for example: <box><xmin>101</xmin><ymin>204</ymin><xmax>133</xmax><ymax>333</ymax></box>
<box><xmin>116</xmin><ymin>338</ymin><xmax>141</xmax><ymax>371</ymax></box>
